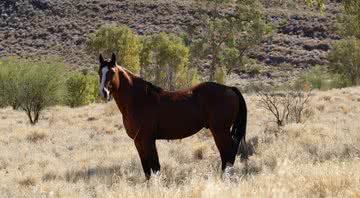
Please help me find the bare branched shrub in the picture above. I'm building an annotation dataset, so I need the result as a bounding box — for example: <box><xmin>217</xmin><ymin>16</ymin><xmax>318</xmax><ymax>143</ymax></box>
<box><xmin>289</xmin><ymin>91</ymin><xmax>312</xmax><ymax>123</ymax></box>
<box><xmin>257</xmin><ymin>89</ymin><xmax>312</xmax><ymax>127</ymax></box>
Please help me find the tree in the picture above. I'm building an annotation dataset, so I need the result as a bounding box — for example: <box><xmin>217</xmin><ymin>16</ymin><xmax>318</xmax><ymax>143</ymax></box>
<box><xmin>0</xmin><ymin>57</ymin><xmax>65</xmax><ymax>125</ymax></box>
<box><xmin>205</xmin><ymin>18</ymin><xmax>236</xmax><ymax>81</ymax></box>
<box><xmin>192</xmin><ymin>0</ymin><xmax>267</xmax><ymax>82</ymax></box>
<box><xmin>225</xmin><ymin>0</ymin><xmax>269</xmax><ymax>74</ymax></box>
<box><xmin>139</xmin><ymin>33</ymin><xmax>194</xmax><ymax>90</ymax></box>
<box><xmin>139</xmin><ymin>36</ymin><xmax>154</xmax><ymax>78</ymax></box>
<box><xmin>328</xmin><ymin>37</ymin><xmax>360</xmax><ymax>86</ymax></box>
<box><xmin>86</xmin><ymin>24</ymin><xmax>141</xmax><ymax>73</ymax></box>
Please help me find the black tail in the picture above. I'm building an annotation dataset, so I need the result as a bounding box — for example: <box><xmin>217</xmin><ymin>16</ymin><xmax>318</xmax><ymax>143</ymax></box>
<box><xmin>230</xmin><ymin>87</ymin><xmax>248</xmax><ymax>160</ymax></box>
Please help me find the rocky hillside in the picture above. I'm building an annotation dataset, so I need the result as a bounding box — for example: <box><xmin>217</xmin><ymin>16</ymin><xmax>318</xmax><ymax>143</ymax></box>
<box><xmin>0</xmin><ymin>0</ymin><xmax>341</xmax><ymax>76</ymax></box>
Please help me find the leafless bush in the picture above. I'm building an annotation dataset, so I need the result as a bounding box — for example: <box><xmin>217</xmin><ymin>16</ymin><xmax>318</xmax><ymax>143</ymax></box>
<box><xmin>257</xmin><ymin>89</ymin><xmax>312</xmax><ymax>127</ymax></box>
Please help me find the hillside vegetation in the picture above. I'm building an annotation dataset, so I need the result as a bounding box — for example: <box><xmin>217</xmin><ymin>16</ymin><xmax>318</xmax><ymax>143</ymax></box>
<box><xmin>0</xmin><ymin>0</ymin><xmax>340</xmax><ymax>70</ymax></box>
<box><xmin>0</xmin><ymin>87</ymin><xmax>360</xmax><ymax>197</ymax></box>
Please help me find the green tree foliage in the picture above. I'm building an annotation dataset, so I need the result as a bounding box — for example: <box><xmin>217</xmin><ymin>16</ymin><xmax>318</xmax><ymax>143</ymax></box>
<box><xmin>340</xmin><ymin>0</ymin><xmax>360</xmax><ymax>39</ymax></box>
<box><xmin>86</xmin><ymin>24</ymin><xmax>141</xmax><ymax>73</ymax></box>
<box><xmin>65</xmin><ymin>72</ymin><xmax>99</xmax><ymax>107</ymax></box>
<box><xmin>326</xmin><ymin>1</ymin><xmax>360</xmax><ymax>88</ymax></box>
<box><xmin>214</xmin><ymin>66</ymin><xmax>226</xmax><ymax>84</ymax></box>
<box><xmin>176</xmin><ymin>66</ymin><xmax>201</xmax><ymax>89</ymax></box>
<box><xmin>205</xmin><ymin>18</ymin><xmax>235</xmax><ymax>81</ymax></box>
<box><xmin>0</xmin><ymin>57</ymin><xmax>65</xmax><ymax>125</ymax></box>
<box><xmin>328</xmin><ymin>37</ymin><xmax>360</xmax><ymax>86</ymax></box>
<box><xmin>139</xmin><ymin>36</ymin><xmax>153</xmax><ymax>78</ymax></box>
<box><xmin>226</xmin><ymin>0</ymin><xmax>269</xmax><ymax>73</ymax></box>
<box><xmin>0</xmin><ymin>57</ymin><xmax>22</xmax><ymax>109</ymax></box>
<box><xmin>192</xmin><ymin>0</ymin><xmax>267</xmax><ymax>83</ymax></box>
<box><xmin>306</xmin><ymin>0</ymin><xmax>325</xmax><ymax>11</ymax></box>
<box><xmin>139</xmin><ymin>33</ymin><xmax>198</xmax><ymax>90</ymax></box>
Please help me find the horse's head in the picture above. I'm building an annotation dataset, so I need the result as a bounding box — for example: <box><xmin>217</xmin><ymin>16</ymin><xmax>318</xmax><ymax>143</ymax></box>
<box><xmin>98</xmin><ymin>53</ymin><xmax>118</xmax><ymax>101</ymax></box>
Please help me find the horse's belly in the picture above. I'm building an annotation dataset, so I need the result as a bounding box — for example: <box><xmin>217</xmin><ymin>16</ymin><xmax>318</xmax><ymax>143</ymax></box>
<box><xmin>156</xmin><ymin>107</ymin><xmax>205</xmax><ymax>139</ymax></box>
<box><xmin>157</xmin><ymin>124</ymin><xmax>204</xmax><ymax>139</ymax></box>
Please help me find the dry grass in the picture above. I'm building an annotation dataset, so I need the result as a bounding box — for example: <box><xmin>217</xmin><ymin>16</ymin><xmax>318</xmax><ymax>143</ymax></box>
<box><xmin>26</xmin><ymin>129</ymin><xmax>48</xmax><ymax>143</ymax></box>
<box><xmin>1</xmin><ymin>87</ymin><xmax>360</xmax><ymax>197</ymax></box>
<box><xmin>18</xmin><ymin>176</ymin><xmax>36</xmax><ymax>187</ymax></box>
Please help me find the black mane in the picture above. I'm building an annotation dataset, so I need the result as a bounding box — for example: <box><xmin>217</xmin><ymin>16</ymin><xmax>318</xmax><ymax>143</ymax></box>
<box><xmin>145</xmin><ymin>81</ymin><xmax>163</xmax><ymax>94</ymax></box>
<box><xmin>132</xmin><ymin>76</ymin><xmax>163</xmax><ymax>95</ymax></box>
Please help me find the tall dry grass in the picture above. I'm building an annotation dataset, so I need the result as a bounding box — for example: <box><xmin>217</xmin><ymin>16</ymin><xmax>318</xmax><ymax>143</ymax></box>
<box><xmin>1</xmin><ymin>87</ymin><xmax>360</xmax><ymax>197</ymax></box>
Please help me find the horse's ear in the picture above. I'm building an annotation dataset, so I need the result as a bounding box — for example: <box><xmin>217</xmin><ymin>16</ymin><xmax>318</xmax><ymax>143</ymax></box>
<box><xmin>110</xmin><ymin>53</ymin><xmax>116</xmax><ymax>67</ymax></box>
<box><xmin>99</xmin><ymin>54</ymin><xmax>104</xmax><ymax>65</ymax></box>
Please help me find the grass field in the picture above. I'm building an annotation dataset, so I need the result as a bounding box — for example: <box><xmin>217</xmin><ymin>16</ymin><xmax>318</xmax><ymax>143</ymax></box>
<box><xmin>1</xmin><ymin>87</ymin><xmax>360</xmax><ymax>197</ymax></box>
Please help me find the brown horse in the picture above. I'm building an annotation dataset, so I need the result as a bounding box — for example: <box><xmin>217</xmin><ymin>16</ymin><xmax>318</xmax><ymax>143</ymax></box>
<box><xmin>98</xmin><ymin>53</ymin><xmax>248</xmax><ymax>179</ymax></box>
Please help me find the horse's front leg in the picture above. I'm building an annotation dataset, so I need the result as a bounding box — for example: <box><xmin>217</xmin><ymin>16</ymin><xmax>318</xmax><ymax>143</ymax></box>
<box><xmin>134</xmin><ymin>137</ymin><xmax>160</xmax><ymax>180</ymax></box>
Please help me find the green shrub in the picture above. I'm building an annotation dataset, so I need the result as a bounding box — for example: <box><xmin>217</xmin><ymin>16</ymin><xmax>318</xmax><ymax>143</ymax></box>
<box><xmin>86</xmin><ymin>74</ymin><xmax>100</xmax><ymax>103</ymax></box>
<box><xmin>214</xmin><ymin>66</ymin><xmax>226</xmax><ymax>84</ymax></box>
<box><xmin>295</xmin><ymin>65</ymin><xmax>350</xmax><ymax>91</ymax></box>
<box><xmin>0</xmin><ymin>57</ymin><xmax>65</xmax><ymax>125</ymax></box>
<box><xmin>0</xmin><ymin>57</ymin><xmax>22</xmax><ymax>109</ymax></box>
<box><xmin>328</xmin><ymin>37</ymin><xmax>360</xmax><ymax>86</ymax></box>
<box><xmin>339</xmin><ymin>0</ymin><xmax>360</xmax><ymax>39</ymax></box>
<box><xmin>65</xmin><ymin>72</ymin><xmax>99</xmax><ymax>107</ymax></box>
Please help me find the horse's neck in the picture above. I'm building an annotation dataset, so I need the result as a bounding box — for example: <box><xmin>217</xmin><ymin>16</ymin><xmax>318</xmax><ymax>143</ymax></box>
<box><xmin>113</xmin><ymin>66</ymin><xmax>159</xmax><ymax>116</ymax></box>
<box><xmin>112</xmin><ymin>67</ymin><xmax>134</xmax><ymax>115</ymax></box>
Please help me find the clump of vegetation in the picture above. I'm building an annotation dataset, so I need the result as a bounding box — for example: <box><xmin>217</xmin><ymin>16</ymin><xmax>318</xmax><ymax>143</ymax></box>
<box><xmin>339</xmin><ymin>0</ymin><xmax>360</xmax><ymax>39</ymax></box>
<box><xmin>85</xmin><ymin>0</ymin><xmax>271</xmax><ymax>86</ymax></box>
<box><xmin>0</xmin><ymin>57</ymin><xmax>65</xmax><ymax>125</ymax></box>
<box><xmin>327</xmin><ymin>1</ymin><xmax>360</xmax><ymax>87</ymax></box>
<box><xmin>328</xmin><ymin>38</ymin><xmax>360</xmax><ymax>86</ymax></box>
<box><xmin>86</xmin><ymin>24</ymin><xmax>141</xmax><ymax>73</ymax></box>
<box><xmin>87</xmin><ymin>25</ymin><xmax>200</xmax><ymax>91</ymax></box>
<box><xmin>295</xmin><ymin>65</ymin><xmax>349</xmax><ymax>91</ymax></box>
<box><xmin>140</xmin><ymin>33</ymin><xmax>197</xmax><ymax>90</ymax></box>
<box><xmin>0</xmin><ymin>57</ymin><xmax>22</xmax><ymax>109</ymax></box>
<box><xmin>65</xmin><ymin>72</ymin><xmax>99</xmax><ymax>107</ymax></box>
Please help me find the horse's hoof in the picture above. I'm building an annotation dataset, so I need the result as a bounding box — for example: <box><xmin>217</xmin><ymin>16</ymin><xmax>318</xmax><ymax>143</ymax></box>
<box><xmin>153</xmin><ymin>171</ymin><xmax>160</xmax><ymax>177</ymax></box>
<box><xmin>223</xmin><ymin>164</ymin><xmax>235</xmax><ymax>179</ymax></box>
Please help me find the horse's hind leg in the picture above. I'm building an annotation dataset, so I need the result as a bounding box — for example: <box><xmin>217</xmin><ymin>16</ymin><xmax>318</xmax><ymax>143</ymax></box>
<box><xmin>151</xmin><ymin>142</ymin><xmax>160</xmax><ymax>174</ymax></box>
<box><xmin>210</xmin><ymin>127</ymin><xmax>238</xmax><ymax>171</ymax></box>
<box><xmin>134</xmin><ymin>138</ymin><xmax>160</xmax><ymax>180</ymax></box>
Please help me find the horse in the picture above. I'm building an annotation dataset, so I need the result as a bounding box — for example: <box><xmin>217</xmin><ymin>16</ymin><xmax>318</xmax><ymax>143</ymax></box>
<box><xmin>98</xmin><ymin>53</ymin><xmax>248</xmax><ymax>180</ymax></box>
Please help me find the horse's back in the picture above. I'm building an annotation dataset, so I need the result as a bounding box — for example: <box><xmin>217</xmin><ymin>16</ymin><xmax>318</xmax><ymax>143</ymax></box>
<box><xmin>155</xmin><ymin>82</ymin><xmax>239</xmax><ymax>139</ymax></box>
